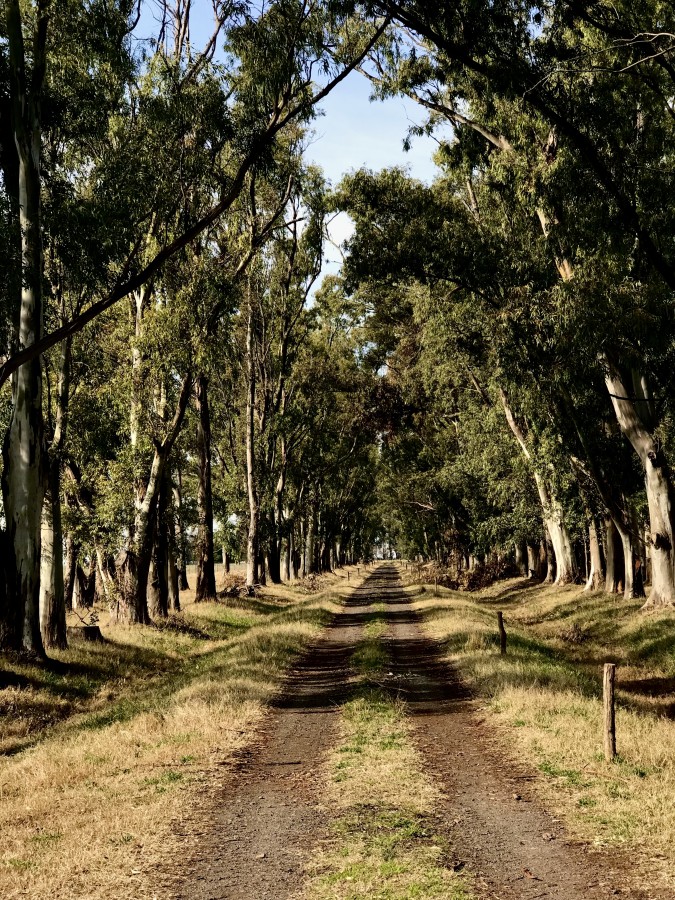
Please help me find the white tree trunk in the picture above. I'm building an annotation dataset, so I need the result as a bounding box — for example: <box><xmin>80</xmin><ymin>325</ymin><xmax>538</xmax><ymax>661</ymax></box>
<box><xmin>584</xmin><ymin>517</ymin><xmax>604</xmax><ymax>592</ymax></box>
<box><xmin>603</xmin><ymin>358</ymin><xmax>675</xmax><ymax>606</ymax></box>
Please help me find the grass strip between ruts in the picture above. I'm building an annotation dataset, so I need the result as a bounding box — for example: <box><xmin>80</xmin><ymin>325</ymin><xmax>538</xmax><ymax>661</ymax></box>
<box><xmin>301</xmin><ymin>604</ymin><xmax>474</xmax><ymax>900</ymax></box>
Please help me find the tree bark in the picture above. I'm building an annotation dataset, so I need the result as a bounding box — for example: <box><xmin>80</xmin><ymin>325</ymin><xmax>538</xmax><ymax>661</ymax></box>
<box><xmin>39</xmin><ymin>319</ymin><xmax>71</xmax><ymax>648</ymax></box>
<box><xmin>64</xmin><ymin>532</ymin><xmax>77</xmax><ymax>611</ymax></box>
<box><xmin>195</xmin><ymin>374</ymin><xmax>217</xmax><ymax>602</ymax></box>
<box><xmin>514</xmin><ymin>542</ymin><xmax>527</xmax><ymax>575</ymax></box>
<box><xmin>245</xmin><ymin>301</ymin><xmax>259</xmax><ymax>592</ymax></box>
<box><xmin>500</xmin><ymin>388</ymin><xmax>577</xmax><ymax>585</ymax></box>
<box><xmin>584</xmin><ymin>516</ymin><xmax>604</xmax><ymax>592</ymax></box>
<box><xmin>116</xmin><ymin>375</ymin><xmax>192</xmax><ymax>622</ymax></box>
<box><xmin>603</xmin><ymin>358</ymin><xmax>675</xmax><ymax>606</ymax></box>
<box><xmin>526</xmin><ymin>544</ymin><xmax>538</xmax><ymax>578</ymax></box>
<box><xmin>1</xmin><ymin>0</ymin><xmax>48</xmax><ymax>654</ymax></box>
<box><xmin>172</xmin><ymin>468</ymin><xmax>189</xmax><ymax>590</ymax></box>
<box><xmin>39</xmin><ymin>453</ymin><xmax>66</xmax><ymax>649</ymax></box>
<box><xmin>304</xmin><ymin>507</ymin><xmax>317</xmax><ymax>576</ymax></box>
<box><xmin>604</xmin><ymin>517</ymin><xmax>621</xmax><ymax>594</ymax></box>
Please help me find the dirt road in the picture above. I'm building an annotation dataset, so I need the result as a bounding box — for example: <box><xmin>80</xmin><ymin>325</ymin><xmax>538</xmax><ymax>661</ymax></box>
<box><xmin>162</xmin><ymin>564</ymin><xmax>672</xmax><ymax>900</ymax></box>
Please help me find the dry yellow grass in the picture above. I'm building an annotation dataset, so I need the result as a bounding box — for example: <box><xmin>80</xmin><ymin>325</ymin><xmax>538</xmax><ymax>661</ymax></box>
<box><xmin>410</xmin><ymin>570</ymin><xmax>675</xmax><ymax>891</ymax></box>
<box><xmin>0</xmin><ymin>570</ymin><xmax>360</xmax><ymax>899</ymax></box>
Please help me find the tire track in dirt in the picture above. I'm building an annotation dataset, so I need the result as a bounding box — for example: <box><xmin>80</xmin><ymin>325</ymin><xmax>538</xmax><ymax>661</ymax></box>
<box><xmin>373</xmin><ymin>562</ymin><xmax>674</xmax><ymax>900</ymax></box>
<box><xmin>162</xmin><ymin>576</ymin><xmax>377</xmax><ymax>900</ymax></box>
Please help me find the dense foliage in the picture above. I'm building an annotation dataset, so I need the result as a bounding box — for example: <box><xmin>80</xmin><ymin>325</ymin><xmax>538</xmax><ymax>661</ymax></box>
<box><xmin>1</xmin><ymin>0</ymin><xmax>675</xmax><ymax>656</ymax></box>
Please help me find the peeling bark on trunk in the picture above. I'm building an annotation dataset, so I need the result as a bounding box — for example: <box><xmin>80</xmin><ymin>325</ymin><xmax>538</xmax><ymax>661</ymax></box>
<box><xmin>603</xmin><ymin>358</ymin><xmax>675</xmax><ymax>607</ymax></box>
<box><xmin>195</xmin><ymin>375</ymin><xmax>216</xmax><ymax>602</ymax></box>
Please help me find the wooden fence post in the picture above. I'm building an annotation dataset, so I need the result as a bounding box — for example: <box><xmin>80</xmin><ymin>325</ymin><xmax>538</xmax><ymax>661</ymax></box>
<box><xmin>347</xmin><ymin>570</ymin><xmax>350</xmax><ymax>581</ymax></box>
<box><xmin>604</xmin><ymin>663</ymin><xmax>617</xmax><ymax>761</ymax></box>
<box><xmin>434</xmin><ymin>577</ymin><xmax>438</xmax><ymax>596</ymax></box>
<box><xmin>497</xmin><ymin>611</ymin><xmax>507</xmax><ymax>655</ymax></box>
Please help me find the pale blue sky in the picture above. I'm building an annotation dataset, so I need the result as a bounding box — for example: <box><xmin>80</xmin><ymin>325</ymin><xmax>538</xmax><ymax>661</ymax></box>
<box><xmin>306</xmin><ymin>70</ymin><xmax>442</xmax><ymax>277</ymax></box>
<box><xmin>134</xmin><ymin>4</ymin><xmax>444</xmax><ymax>277</ymax></box>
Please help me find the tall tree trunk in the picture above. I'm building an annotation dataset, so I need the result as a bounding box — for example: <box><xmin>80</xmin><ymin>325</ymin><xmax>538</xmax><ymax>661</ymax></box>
<box><xmin>604</xmin><ymin>517</ymin><xmax>621</xmax><ymax>593</ymax></box>
<box><xmin>584</xmin><ymin>516</ymin><xmax>604</xmax><ymax>592</ymax></box>
<box><xmin>603</xmin><ymin>358</ymin><xmax>675</xmax><ymax>606</ymax></box>
<box><xmin>195</xmin><ymin>374</ymin><xmax>217</xmax><ymax>602</ymax></box>
<box><xmin>167</xmin><ymin>469</ymin><xmax>180</xmax><ymax>611</ymax></box>
<box><xmin>39</xmin><ymin>453</ymin><xmax>66</xmax><ymax>649</ymax></box>
<box><xmin>514</xmin><ymin>542</ymin><xmax>527</xmax><ymax>575</ymax></box>
<box><xmin>526</xmin><ymin>544</ymin><xmax>538</xmax><ymax>579</ymax></box>
<box><xmin>283</xmin><ymin>528</ymin><xmax>292</xmax><ymax>581</ymax></box>
<box><xmin>304</xmin><ymin>507</ymin><xmax>316</xmax><ymax>576</ymax></box>
<box><xmin>64</xmin><ymin>532</ymin><xmax>77</xmax><ymax>611</ymax></box>
<box><xmin>172</xmin><ymin>468</ymin><xmax>189</xmax><ymax>590</ymax></box>
<box><xmin>1</xmin><ymin>0</ymin><xmax>48</xmax><ymax>654</ymax></box>
<box><xmin>618</xmin><ymin>526</ymin><xmax>635</xmax><ymax>600</ymax></box>
<box><xmin>116</xmin><ymin>375</ymin><xmax>192</xmax><ymax>622</ymax></box>
<box><xmin>39</xmin><ymin>327</ymin><xmax>71</xmax><ymax>648</ymax></box>
<box><xmin>543</xmin><ymin>537</ymin><xmax>554</xmax><ymax>583</ymax></box>
<box><xmin>168</xmin><ymin>551</ymin><xmax>180</xmax><ymax>611</ymax></box>
<box><xmin>148</xmin><ymin>472</ymin><xmax>169</xmax><ymax>619</ymax></box>
<box><xmin>500</xmin><ymin>388</ymin><xmax>577</xmax><ymax>585</ymax></box>
<box><xmin>245</xmin><ymin>303</ymin><xmax>259</xmax><ymax>592</ymax></box>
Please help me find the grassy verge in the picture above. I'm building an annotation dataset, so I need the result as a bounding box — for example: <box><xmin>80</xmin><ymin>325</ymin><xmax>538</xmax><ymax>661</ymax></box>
<box><xmin>302</xmin><ymin>605</ymin><xmax>473</xmax><ymax>900</ymax></box>
<box><xmin>413</xmin><ymin>573</ymin><xmax>675</xmax><ymax>888</ymax></box>
<box><xmin>0</xmin><ymin>577</ymin><xmax>350</xmax><ymax>900</ymax></box>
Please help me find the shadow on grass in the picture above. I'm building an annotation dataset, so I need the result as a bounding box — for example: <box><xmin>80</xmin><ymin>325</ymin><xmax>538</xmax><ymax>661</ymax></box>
<box><xmin>421</xmin><ymin>583</ymin><xmax>675</xmax><ymax>721</ymax></box>
<box><xmin>0</xmin><ymin>592</ymin><xmax>335</xmax><ymax>756</ymax></box>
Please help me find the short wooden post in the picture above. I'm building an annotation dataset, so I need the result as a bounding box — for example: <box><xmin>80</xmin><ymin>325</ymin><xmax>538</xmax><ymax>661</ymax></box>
<box><xmin>347</xmin><ymin>570</ymin><xmax>350</xmax><ymax>581</ymax></box>
<box><xmin>497</xmin><ymin>611</ymin><xmax>507</xmax><ymax>655</ymax></box>
<box><xmin>603</xmin><ymin>663</ymin><xmax>617</xmax><ymax>761</ymax></box>
<box><xmin>434</xmin><ymin>577</ymin><xmax>438</xmax><ymax>596</ymax></box>
<box><xmin>357</xmin><ymin>567</ymin><xmax>360</xmax><ymax>575</ymax></box>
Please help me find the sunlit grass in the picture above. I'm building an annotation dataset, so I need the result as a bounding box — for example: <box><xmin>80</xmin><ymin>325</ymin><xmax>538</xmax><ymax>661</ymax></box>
<box><xmin>0</xmin><ymin>575</ymin><xmax>353</xmax><ymax>900</ymax></box>
<box><xmin>414</xmin><ymin>573</ymin><xmax>675</xmax><ymax>890</ymax></box>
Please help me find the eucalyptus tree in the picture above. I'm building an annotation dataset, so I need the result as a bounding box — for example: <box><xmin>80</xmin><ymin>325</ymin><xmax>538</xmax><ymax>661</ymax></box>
<box><xmin>238</xmin><ymin>167</ymin><xmax>326</xmax><ymax>588</ymax></box>
<box><xmin>349</xmin><ymin>1</ymin><xmax>675</xmax><ymax>602</ymax></box>
<box><xmin>0</xmin><ymin>0</ymin><xmax>389</xmax><ymax>650</ymax></box>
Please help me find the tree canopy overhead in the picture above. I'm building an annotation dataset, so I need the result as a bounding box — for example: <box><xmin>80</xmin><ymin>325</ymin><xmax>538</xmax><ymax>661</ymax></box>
<box><xmin>2</xmin><ymin>0</ymin><xmax>675</xmax><ymax>656</ymax></box>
